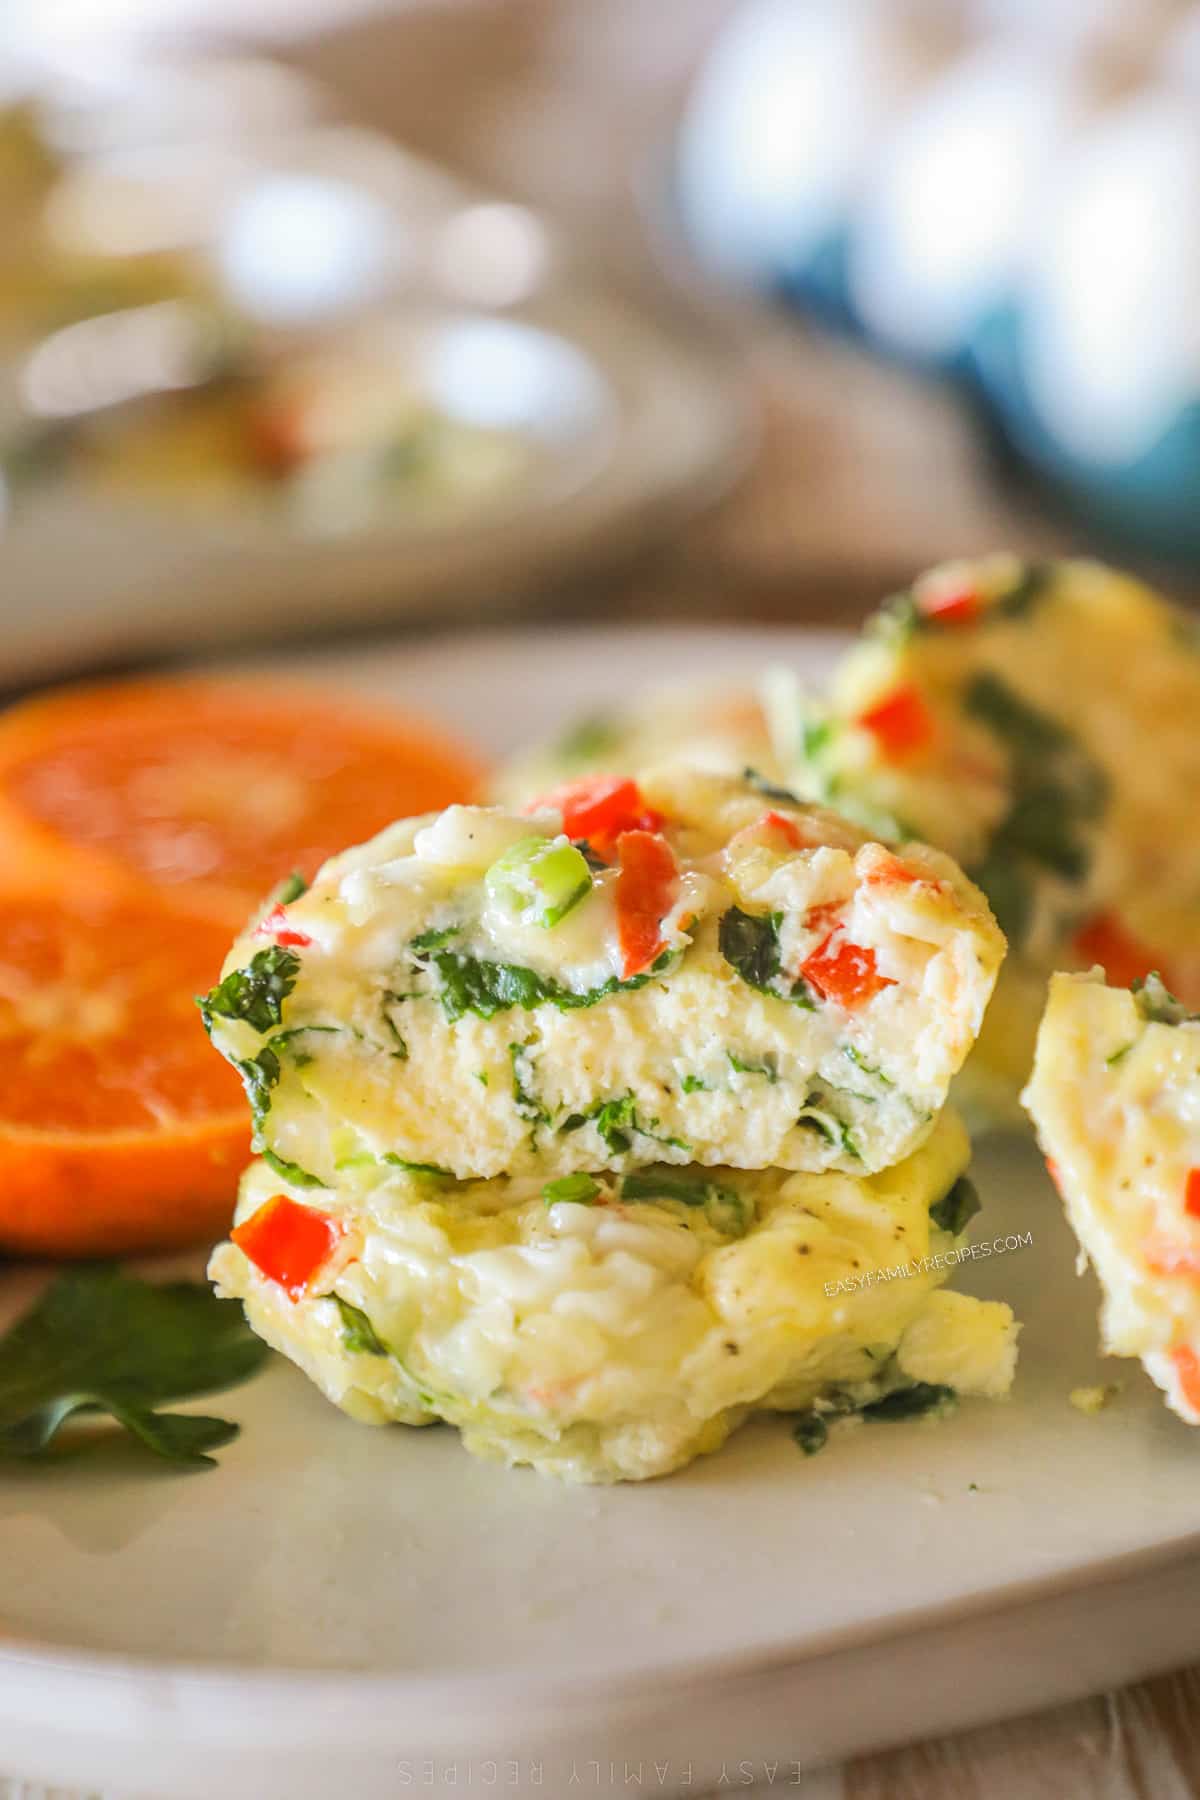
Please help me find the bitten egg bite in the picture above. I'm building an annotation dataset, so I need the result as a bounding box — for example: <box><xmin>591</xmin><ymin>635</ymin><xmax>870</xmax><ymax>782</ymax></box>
<box><xmin>201</xmin><ymin>768</ymin><xmax>1003</xmax><ymax>1186</ymax></box>
<box><xmin>776</xmin><ymin>555</ymin><xmax>1200</xmax><ymax>1120</ymax></box>
<box><xmin>209</xmin><ymin>1109</ymin><xmax>1018</xmax><ymax>1482</ymax></box>
<box><xmin>1023</xmin><ymin>971</ymin><xmax>1200</xmax><ymax>1426</ymax></box>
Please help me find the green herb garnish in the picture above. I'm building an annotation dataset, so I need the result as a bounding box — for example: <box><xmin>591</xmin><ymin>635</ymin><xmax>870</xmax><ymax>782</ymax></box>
<box><xmin>560</xmin><ymin>1093</ymin><xmax>689</xmax><ymax>1157</ymax></box>
<box><xmin>273</xmin><ymin>870</ymin><xmax>309</xmax><ymax>905</ymax></box>
<box><xmin>509</xmin><ymin>1040</ymin><xmax>550</xmax><ymax>1138</ymax></box>
<box><xmin>929</xmin><ymin>1176</ymin><xmax>981</xmax><ymax>1236</ymax></box>
<box><xmin>742</xmin><ymin>767</ymin><xmax>802</xmax><ymax>805</ymax></box>
<box><xmin>0</xmin><ymin>1266</ymin><xmax>268</xmax><ymax>1468</ymax></box>
<box><xmin>381</xmin><ymin>1155</ymin><xmax>453</xmax><ymax>1178</ymax></box>
<box><xmin>332</xmin><ymin>1296</ymin><xmax>389</xmax><ymax>1356</ymax></box>
<box><xmin>964</xmin><ymin>671</ymin><xmax>1108</xmax><ymax>947</ymax></box>
<box><xmin>556</xmin><ymin>714</ymin><xmax>621</xmax><ymax>765</ymax></box>
<box><xmin>416</xmin><ymin>949</ymin><xmax>674</xmax><ymax>1024</ymax></box>
<box><xmin>680</xmin><ymin>1073</ymin><xmax>710</xmax><ymax>1094</ymax></box>
<box><xmin>620</xmin><ymin>1168</ymin><xmax>750</xmax><ymax>1236</ymax></box>
<box><xmin>727</xmin><ymin>1050</ymin><xmax>779</xmax><ymax>1083</ymax></box>
<box><xmin>718</xmin><ymin>907</ymin><xmax>815</xmax><ymax>1007</ymax></box>
<box><xmin>792</xmin><ymin>1411</ymin><xmax>829</xmax><ymax>1456</ymax></box>
<box><xmin>862</xmin><ymin>1383</ymin><xmax>955</xmax><ymax>1422</ymax></box>
<box><xmin>198</xmin><ymin>945</ymin><xmax>300</xmax><ymax>1035</ymax></box>
<box><xmin>1133</xmin><ymin>973</ymin><xmax>1197</xmax><ymax>1026</ymax></box>
<box><xmin>261</xmin><ymin>1146</ymin><xmax>325</xmax><ymax>1188</ymax></box>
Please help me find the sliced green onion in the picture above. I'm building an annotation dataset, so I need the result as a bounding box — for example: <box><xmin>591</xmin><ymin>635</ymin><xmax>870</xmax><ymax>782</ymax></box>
<box><xmin>484</xmin><ymin>835</ymin><xmax>593</xmax><ymax>929</ymax></box>
<box><xmin>543</xmin><ymin>1173</ymin><xmax>603</xmax><ymax>1207</ymax></box>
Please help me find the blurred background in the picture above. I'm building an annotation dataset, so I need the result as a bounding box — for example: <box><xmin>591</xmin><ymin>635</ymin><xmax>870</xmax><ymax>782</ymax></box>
<box><xmin>3</xmin><ymin>0</ymin><xmax>1200</xmax><ymax>683</ymax></box>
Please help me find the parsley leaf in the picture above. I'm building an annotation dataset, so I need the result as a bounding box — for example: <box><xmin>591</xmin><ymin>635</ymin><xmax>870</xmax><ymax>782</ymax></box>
<box><xmin>0</xmin><ymin>1266</ymin><xmax>268</xmax><ymax>1469</ymax></box>
<box><xmin>273</xmin><ymin>870</ymin><xmax>308</xmax><ymax>905</ymax></box>
<box><xmin>198</xmin><ymin>946</ymin><xmax>300</xmax><ymax>1035</ymax></box>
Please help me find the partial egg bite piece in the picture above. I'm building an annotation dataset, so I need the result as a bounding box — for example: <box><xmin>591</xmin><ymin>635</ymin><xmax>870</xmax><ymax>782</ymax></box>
<box><xmin>776</xmin><ymin>555</ymin><xmax>1200</xmax><ymax>1122</ymax></box>
<box><xmin>1023</xmin><ymin>970</ymin><xmax>1200</xmax><ymax>1424</ymax></box>
<box><xmin>209</xmin><ymin>1108</ymin><xmax>1018</xmax><ymax>1483</ymax></box>
<box><xmin>200</xmin><ymin>768</ymin><xmax>1004</xmax><ymax>1185</ymax></box>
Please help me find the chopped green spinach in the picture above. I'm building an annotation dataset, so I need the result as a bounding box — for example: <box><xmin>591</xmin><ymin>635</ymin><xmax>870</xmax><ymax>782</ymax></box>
<box><xmin>742</xmin><ymin>767</ymin><xmax>802</xmax><ymax>805</ymax></box>
<box><xmin>381</xmin><ymin>1155</ymin><xmax>453</xmax><ymax>1177</ymax></box>
<box><xmin>929</xmin><ymin>1176</ymin><xmax>981</xmax><ymax>1236</ymax></box>
<box><xmin>198</xmin><ymin>945</ymin><xmax>300</xmax><ymax>1036</ymax></box>
<box><xmin>792</xmin><ymin>1411</ymin><xmax>829</xmax><ymax>1456</ymax></box>
<box><xmin>727</xmin><ymin>1050</ymin><xmax>779</xmax><ymax>1083</ymax></box>
<box><xmin>1132</xmin><ymin>972</ymin><xmax>1196</xmax><ymax>1026</ymax></box>
<box><xmin>718</xmin><ymin>907</ymin><xmax>815</xmax><ymax>1007</ymax></box>
<box><xmin>862</xmin><ymin>1383</ymin><xmax>955</xmax><ymax>1422</ymax></box>
<box><xmin>560</xmin><ymin>1093</ymin><xmax>689</xmax><ymax>1157</ymax></box>
<box><xmin>415</xmin><ymin>947</ymin><xmax>674</xmax><ymax>1024</ymax></box>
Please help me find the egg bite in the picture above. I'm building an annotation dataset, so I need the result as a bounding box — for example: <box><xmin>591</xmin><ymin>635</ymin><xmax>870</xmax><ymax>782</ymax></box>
<box><xmin>209</xmin><ymin>1108</ymin><xmax>1018</xmax><ymax>1482</ymax></box>
<box><xmin>1024</xmin><ymin>970</ymin><xmax>1200</xmax><ymax>1425</ymax></box>
<box><xmin>777</xmin><ymin>555</ymin><xmax>1200</xmax><ymax>1120</ymax></box>
<box><xmin>491</xmin><ymin>678</ymin><xmax>777</xmax><ymax>809</ymax></box>
<box><xmin>201</xmin><ymin>768</ymin><xmax>1003</xmax><ymax>1187</ymax></box>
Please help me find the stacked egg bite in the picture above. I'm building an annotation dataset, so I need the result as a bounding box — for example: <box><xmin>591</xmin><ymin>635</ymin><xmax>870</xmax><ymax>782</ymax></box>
<box><xmin>206</xmin><ymin>767</ymin><xmax>1019</xmax><ymax>1481</ymax></box>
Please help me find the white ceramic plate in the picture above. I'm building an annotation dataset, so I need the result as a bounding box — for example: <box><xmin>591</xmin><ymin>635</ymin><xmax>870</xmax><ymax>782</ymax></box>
<box><xmin>3</xmin><ymin>626</ymin><xmax>1199</xmax><ymax>1800</ymax></box>
<box><xmin>0</xmin><ymin>299</ymin><xmax>751</xmax><ymax>687</ymax></box>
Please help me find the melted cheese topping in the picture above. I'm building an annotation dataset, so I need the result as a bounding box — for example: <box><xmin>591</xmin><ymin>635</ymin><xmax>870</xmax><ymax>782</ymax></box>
<box><xmin>210</xmin><ymin>1109</ymin><xmax>1018</xmax><ymax>1482</ymax></box>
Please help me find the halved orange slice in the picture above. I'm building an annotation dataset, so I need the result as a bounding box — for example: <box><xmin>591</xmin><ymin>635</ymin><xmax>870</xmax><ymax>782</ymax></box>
<box><xmin>0</xmin><ymin>887</ymin><xmax>249</xmax><ymax>1256</ymax></box>
<box><xmin>0</xmin><ymin>675</ymin><xmax>483</xmax><ymax>921</ymax></box>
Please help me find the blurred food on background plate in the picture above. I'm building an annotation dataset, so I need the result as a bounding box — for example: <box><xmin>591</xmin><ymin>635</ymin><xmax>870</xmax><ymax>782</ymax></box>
<box><xmin>491</xmin><ymin>678</ymin><xmax>778</xmax><ymax>808</ymax></box>
<box><xmin>679</xmin><ymin>0</ymin><xmax>1200</xmax><ymax>561</ymax></box>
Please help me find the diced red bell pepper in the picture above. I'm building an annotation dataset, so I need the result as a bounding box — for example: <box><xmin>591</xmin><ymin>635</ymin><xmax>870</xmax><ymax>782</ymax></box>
<box><xmin>615</xmin><ymin>829</ymin><xmax>678</xmax><ymax>979</ymax></box>
<box><xmin>1045</xmin><ymin>1158</ymin><xmax>1063</xmax><ymax>1194</ymax></box>
<box><xmin>856</xmin><ymin>685</ymin><xmax>935</xmax><ymax>758</ymax></box>
<box><xmin>801</xmin><ymin>931</ymin><xmax>895</xmax><ymax>1009</ymax></box>
<box><xmin>1173</xmin><ymin>1343</ymin><xmax>1200</xmax><ymax>1414</ymax></box>
<box><xmin>758</xmin><ymin>810</ymin><xmax>803</xmax><ymax>848</ymax></box>
<box><xmin>1144</xmin><ymin>1237</ymin><xmax>1200</xmax><ymax>1278</ymax></box>
<box><xmin>1072</xmin><ymin>912</ymin><xmax>1162</xmax><ymax>990</ymax></box>
<box><xmin>917</xmin><ymin>580</ymin><xmax>981</xmax><ymax>626</ymax></box>
<box><xmin>1185</xmin><ymin>1170</ymin><xmax>1200</xmax><ymax>1220</ymax></box>
<box><xmin>232</xmin><ymin>1193</ymin><xmax>345</xmax><ymax>1299</ymax></box>
<box><xmin>534</xmin><ymin>776</ymin><xmax>663</xmax><ymax>860</ymax></box>
<box><xmin>254</xmin><ymin>902</ymin><xmax>314</xmax><ymax>949</ymax></box>
<box><xmin>863</xmin><ymin>849</ymin><xmax>922</xmax><ymax>887</ymax></box>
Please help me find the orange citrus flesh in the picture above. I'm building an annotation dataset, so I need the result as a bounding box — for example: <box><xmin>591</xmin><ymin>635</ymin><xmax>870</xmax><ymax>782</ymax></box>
<box><xmin>0</xmin><ymin>676</ymin><xmax>484</xmax><ymax>922</ymax></box>
<box><xmin>0</xmin><ymin>889</ymin><xmax>250</xmax><ymax>1258</ymax></box>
